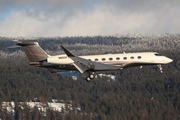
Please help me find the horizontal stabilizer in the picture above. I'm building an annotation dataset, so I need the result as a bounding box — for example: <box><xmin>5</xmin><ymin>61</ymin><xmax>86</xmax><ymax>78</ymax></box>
<box><xmin>15</xmin><ymin>40</ymin><xmax>38</xmax><ymax>46</ymax></box>
<box><xmin>7</xmin><ymin>45</ymin><xmax>21</xmax><ymax>49</ymax></box>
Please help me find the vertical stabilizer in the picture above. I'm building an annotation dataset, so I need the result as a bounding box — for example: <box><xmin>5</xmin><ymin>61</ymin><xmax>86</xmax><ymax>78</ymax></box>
<box><xmin>15</xmin><ymin>41</ymin><xmax>48</xmax><ymax>62</ymax></box>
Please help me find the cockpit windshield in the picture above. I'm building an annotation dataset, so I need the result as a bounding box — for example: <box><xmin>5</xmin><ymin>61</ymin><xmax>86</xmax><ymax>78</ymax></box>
<box><xmin>154</xmin><ymin>53</ymin><xmax>162</xmax><ymax>56</ymax></box>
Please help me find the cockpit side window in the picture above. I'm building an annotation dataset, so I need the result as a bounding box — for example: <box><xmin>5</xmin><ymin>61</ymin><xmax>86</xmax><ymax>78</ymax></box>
<box><xmin>155</xmin><ymin>53</ymin><xmax>162</xmax><ymax>56</ymax></box>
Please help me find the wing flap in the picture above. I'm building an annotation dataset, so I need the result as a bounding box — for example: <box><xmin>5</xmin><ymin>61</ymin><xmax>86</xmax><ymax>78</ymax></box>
<box><xmin>73</xmin><ymin>62</ymin><xmax>88</xmax><ymax>73</ymax></box>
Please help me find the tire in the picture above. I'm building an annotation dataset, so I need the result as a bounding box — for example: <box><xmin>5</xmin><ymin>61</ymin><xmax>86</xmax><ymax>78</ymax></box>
<box><xmin>86</xmin><ymin>77</ymin><xmax>91</xmax><ymax>82</ymax></box>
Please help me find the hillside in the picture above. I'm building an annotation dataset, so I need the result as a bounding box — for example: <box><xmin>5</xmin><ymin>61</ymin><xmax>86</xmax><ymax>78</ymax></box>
<box><xmin>0</xmin><ymin>34</ymin><xmax>180</xmax><ymax>119</ymax></box>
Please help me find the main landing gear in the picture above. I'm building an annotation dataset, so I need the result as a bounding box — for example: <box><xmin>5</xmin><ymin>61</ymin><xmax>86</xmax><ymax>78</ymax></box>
<box><xmin>157</xmin><ymin>64</ymin><xmax>163</xmax><ymax>74</ymax></box>
<box><xmin>86</xmin><ymin>72</ymin><xmax>95</xmax><ymax>82</ymax></box>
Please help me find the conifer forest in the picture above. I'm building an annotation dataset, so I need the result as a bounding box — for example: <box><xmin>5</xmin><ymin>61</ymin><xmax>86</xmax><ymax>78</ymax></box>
<box><xmin>0</xmin><ymin>34</ymin><xmax>180</xmax><ymax>120</ymax></box>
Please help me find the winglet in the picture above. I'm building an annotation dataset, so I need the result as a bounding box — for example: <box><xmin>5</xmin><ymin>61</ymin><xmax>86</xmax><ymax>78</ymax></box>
<box><xmin>61</xmin><ymin>46</ymin><xmax>75</xmax><ymax>57</ymax></box>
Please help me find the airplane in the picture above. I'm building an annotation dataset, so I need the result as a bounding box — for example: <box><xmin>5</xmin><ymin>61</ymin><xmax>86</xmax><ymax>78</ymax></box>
<box><xmin>9</xmin><ymin>40</ymin><xmax>173</xmax><ymax>82</ymax></box>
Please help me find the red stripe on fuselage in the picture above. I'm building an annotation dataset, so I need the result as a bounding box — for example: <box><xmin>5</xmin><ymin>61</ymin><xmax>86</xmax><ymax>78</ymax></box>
<box><xmin>29</xmin><ymin>62</ymin><xmax>42</xmax><ymax>66</ymax></box>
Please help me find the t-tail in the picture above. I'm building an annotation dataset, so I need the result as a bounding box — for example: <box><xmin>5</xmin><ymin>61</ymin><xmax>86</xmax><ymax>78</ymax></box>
<box><xmin>13</xmin><ymin>40</ymin><xmax>49</xmax><ymax>64</ymax></box>
<box><xmin>9</xmin><ymin>40</ymin><xmax>61</xmax><ymax>73</ymax></box>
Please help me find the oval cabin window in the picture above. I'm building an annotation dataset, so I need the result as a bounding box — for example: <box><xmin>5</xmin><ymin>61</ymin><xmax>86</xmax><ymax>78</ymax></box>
<box><xmin>116</xmin><ymin>57</ymin><xmax>120</xmax><ymax>60</ymax></box>
<box><xmin>130</xmin><ymin>56</ymin><xmax>134</xmax><ymax>59</ymax></box>
<box><xmin>123</xmin><ymin>57</ymin><xmax>127</xmax><ymax>60</ymax></box>
<box><xmin>95</xmin><ymin>58</ymin><xmax>98</xmax><ymax>61</ymax></box>
<box><xmin>102</xmin><ymin>58</ymin><xmax>106</xmax><ymax>61</ymax></box>
<box><xmin>109</xmin><ymin>58</ymin><xmax>113</xmax><ymax>61</ymax></box>
<box><xmin>137</xmin><ymin>56</ymin><xmax>142</xmax><ymax>59</ymax></box>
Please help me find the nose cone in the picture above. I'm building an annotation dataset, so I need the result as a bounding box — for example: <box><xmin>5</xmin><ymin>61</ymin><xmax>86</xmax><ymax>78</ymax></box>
<box><xmin>165</xmin><ymin>58</ymin><xmax>173</xmax><ymax>63</ymax></box>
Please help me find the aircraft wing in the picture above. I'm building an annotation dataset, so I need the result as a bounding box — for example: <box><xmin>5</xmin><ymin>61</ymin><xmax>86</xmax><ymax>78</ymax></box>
<box><xmin>61</xmin><ymin>46</ymin><xmax>121</xmax><ymax>73</ymax></box>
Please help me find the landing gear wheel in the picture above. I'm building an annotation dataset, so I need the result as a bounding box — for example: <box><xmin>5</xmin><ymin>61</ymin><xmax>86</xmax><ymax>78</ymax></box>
<box><xmin>89</xmin><ymin>74</ymin><xmax>94</xmax><ymax>79</ymax></box>
<box><xmin>86</xmin><ymin>77</ymin><xmax>91</xmax><ymax>82</ymax></box>
<box><xmin>86</xmin><ymin>72</ymin><xmax>95</xmax><ymax>82</ymax></box>
<box><xmin>157</xmin><ymin>64</ymin><xmax>163</xmax><ymax>74</ymax></box>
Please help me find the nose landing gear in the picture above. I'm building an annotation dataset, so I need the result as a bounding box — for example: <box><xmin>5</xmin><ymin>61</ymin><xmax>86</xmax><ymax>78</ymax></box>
<box><xmin>157</xmin><ymin>64</ymin><xmax>163</xmax><ymax>74</ymax></box>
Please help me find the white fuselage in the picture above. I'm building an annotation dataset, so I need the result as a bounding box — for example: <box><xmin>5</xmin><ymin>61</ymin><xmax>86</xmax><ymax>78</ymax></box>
<box><xmin>14</xmin><ymin>40</ymin><xmax>173</xmax><ymax>81</ymax></box>
<box><xmin>47</xmin><ymin>52</ymin><xmax>172</xmax><ymax>67</ymax></box>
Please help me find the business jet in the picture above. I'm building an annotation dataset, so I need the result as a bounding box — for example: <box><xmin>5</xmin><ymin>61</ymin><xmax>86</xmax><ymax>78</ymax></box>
<box><xmin>10</xmin><ymin>40</ymin><xmax>173</xmax><ymax>82</ymax></box>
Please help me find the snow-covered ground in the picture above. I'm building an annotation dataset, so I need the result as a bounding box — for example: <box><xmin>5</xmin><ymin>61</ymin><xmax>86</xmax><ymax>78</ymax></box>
<box><xmin>1</xmin><ymin>101</ymin><xmax>71</xmax><ymax>115</ymax></box>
